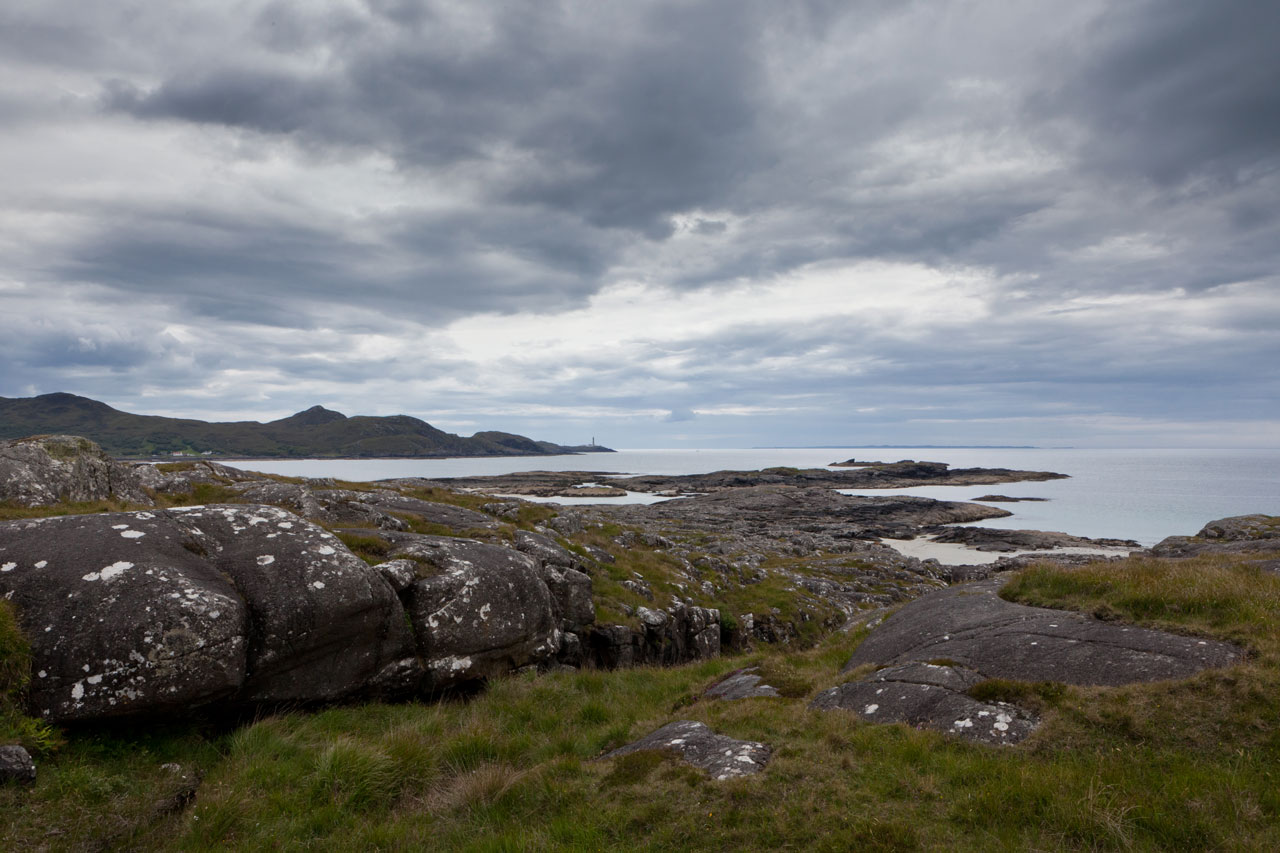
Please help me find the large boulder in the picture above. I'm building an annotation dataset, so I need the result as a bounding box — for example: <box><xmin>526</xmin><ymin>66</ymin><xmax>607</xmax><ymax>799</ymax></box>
<box><xmin>0</xmin><ymin>435</ymin><xmax>151</xmax><ymax>507</ymax></box>
<box><xmin>0</xmin><ymin>505</ymin><xmax>416</xmax><ymax>720</ymax></box>
<box><xmin>388</xmin><ymin>536</ymin><xmax>560</xmax><ymax>689</ymax></box>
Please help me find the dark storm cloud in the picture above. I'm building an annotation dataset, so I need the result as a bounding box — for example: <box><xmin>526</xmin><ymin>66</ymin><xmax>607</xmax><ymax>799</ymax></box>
<box><xmin>1030</xmin><ymin>0</ymin><xmax>1280</xmax><ymax>187</ymax></box>
<box><xmin>2</xmin><ymin>0</ymin><xmax>1278</xmax><ymax>444</ymax></box>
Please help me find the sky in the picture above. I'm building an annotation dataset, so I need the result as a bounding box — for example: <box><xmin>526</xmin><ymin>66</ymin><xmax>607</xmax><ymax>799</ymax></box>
<box><xmin>2</xmin><ymin>0</ymin><xmax>1278</xmax><ymax>448</ymax></box>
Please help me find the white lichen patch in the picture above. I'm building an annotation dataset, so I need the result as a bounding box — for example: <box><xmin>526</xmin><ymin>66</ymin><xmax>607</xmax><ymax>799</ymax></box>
<box><xmin>111</xmin><ymin>524</ymin><xmax>130</xmax><ymax>530</ymax></box>
<box><xmin>120</xmin><ymin>530</ymin><xmax>145</xmax><ymax>539</ymax></box>
<box><xmin>311</xmin><ymin>581</ymin><xmax>325</xmax><ymax>590</ymax></box>
<box><xmin>256</xmin><ymin>555</ymin><xmax>275</xmax><ymax>566</ymax></box>
<box><xmin>863</xmin><ymin>703</ymin><xmax>879</xmax><ymax>714</ymax></box>
<box><xmin>316</xmin><ymin>545</ymin><xmax>336</xmax><ymax>556</ymax></box>
<box><xmin>82</xmin><ymin>561</ymin><xmax>134</xmax><ymax>582</ymax></box>
<box><xmin>0</xmin><ymin>562</ymin><xmax>14</xmax><ymax>572</ymax></box>
<box><xmin>34</xmin><ymin>560</ymin><xmax>47</xmax><ymax>568</ymax></box>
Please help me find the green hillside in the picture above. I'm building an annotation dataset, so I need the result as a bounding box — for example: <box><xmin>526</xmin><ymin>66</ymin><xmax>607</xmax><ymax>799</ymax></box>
<box><xmin>0</xmin><ymin>393</ymin><xmax>612</xmax><ymax>459</ymax></box>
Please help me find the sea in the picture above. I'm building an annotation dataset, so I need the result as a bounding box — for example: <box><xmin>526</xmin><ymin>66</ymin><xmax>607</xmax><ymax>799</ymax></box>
<box><xmin>235</xmin><ymin>448</ymin><xmax>1280</xmax><ymax>548</ymax></box>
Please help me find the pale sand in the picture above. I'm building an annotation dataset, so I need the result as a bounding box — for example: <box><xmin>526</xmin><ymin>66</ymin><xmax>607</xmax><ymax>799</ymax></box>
<box><xmin>880</xmin><ymin>536</ymin><xmax>1137</xmax><ymax>566</ymax></box>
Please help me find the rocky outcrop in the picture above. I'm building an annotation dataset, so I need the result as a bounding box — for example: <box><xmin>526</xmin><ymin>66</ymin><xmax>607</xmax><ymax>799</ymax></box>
<box><xmin>588</xmin><ymin>601</ymin><xmax>720</xmax><ymax>669</ymax></box>
<box><xmin>845</xmin><ymin>578</ymin><xmax>1241</xmax><ymax>686</ymax></box>
<box><xmin>925</xmin><ymin>526</ymin><xmax>1140</xmax><ymax>553</ymax></box>
<box><xmin>363</xmin><ymin>535</ymin><xmax>561</xmax><ymax>690</ymax></box>
<box><xmin>0</xmin><ymin>505</ymin><xmax>416</xmax><ymax>720</ymax></box>
<box><xmin>815</xmin><ymin>577</ymin><xmax>1243</xmax><ymax>745</ymax></box>
<box><xmin>228</xmin><ymin>482</ymin><xmax>499</xmax><ymax>534</ymax></box>
<box><xmin>1150</xmin><ymin>515</ymin><xmax>1280</xmax><ymax>559</ymax></box>
<box><xmin>810</xmin><ymin>662</ymin><xmax>1037</xmax><ymax>745</ymax></box>
<box><xmin>601</xmin><ymin>720</ymin><xmax>771</xmax><ymax>780</ymax></box>
<box><xmin>436</xmin><ymin>460</ymin><xmax>1068</xmax><ymax>497</ymax></box>
<box><xmin>0</xmin><ymin>435</ymin><xmax>151</xmax><ymax>507</ymax></box>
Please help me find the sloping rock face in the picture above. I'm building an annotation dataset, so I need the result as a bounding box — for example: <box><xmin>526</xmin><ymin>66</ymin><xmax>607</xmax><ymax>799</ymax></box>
<box><xmin>810</xmin><ymin>662</ymin><xmax>1036</xmax><ymax>745</ymax></box>
<box><xmin>844</xmin><ymin>578</ymin><xmax>1241</xmax><ymax>686</ymax></box>
<box><xmin>816</xmin><ymin>578</ymin><xmax>1242</xmax><ymax>744</ymax></box>
<box><xmin>602</xmin><ymin>720</ymin><xmax>771</xmax><ymax>780</ymax></box>
<box><xmin>0</xmin><ymin>505</ymin><xmax>416</xmax><ymax>720</ymax></box>
<box><xmin>0</xmin><ymin>435</ymin><xmax>151</xmax><ymax>507</ymax></box>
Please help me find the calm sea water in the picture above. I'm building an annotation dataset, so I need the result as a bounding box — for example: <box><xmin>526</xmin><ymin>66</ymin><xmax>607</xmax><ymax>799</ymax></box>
<box><xmin>237</xmin><ymin>448</ymin><xmax>1280</xmax><ymax>547</ymax></box>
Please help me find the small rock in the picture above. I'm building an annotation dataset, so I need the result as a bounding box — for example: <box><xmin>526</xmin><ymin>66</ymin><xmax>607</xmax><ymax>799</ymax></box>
<box><xmin>602</xmin><ymin>720</ymin><xmax>770</xmax><ymax>780</ymax></box>
<box><xmin>0</xmin><ymin>744</ymin><xmax>36</xmax><ymax>785</ymax></box>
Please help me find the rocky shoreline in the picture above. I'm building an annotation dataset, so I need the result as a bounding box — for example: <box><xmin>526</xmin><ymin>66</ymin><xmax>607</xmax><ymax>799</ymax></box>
<box><xmin>1</xmin><ymin>434</ymin><xmax>1275</xmax><ymax>736</ymax></box>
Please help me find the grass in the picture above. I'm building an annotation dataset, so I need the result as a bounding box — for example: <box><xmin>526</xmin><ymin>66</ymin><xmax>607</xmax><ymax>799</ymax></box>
<box><xmin>7</xmin><ymin>580</ymin><xmax>1278</xmax><ymax>850</ymax></box>
<box><xmin>6</xmin><ymin>485</ymin><xmax>1280</xmax><ymax>848</ymax></box>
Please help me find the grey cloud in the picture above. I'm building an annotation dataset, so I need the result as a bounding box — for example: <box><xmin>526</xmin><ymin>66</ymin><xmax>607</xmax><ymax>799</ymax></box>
<box><xmin>1029</xmin><ymin>0</ymin><xmax>1280</xmax><ymax>187</ymax></box>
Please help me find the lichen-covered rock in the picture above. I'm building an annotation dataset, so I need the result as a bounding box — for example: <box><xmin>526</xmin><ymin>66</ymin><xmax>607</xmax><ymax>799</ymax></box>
<box><xmin>0</xmin><ymin>435</ymin><xmax>151</xmax><ymax>507</ymax></box>
<box><xmin>514</xmin><ymin>529</ymin><xmax>587</xmax><ymax>572</ymax></box>
<box><xmin>542</xmin><ymin>565</ymin><xmax>595</xmax><ymax>631</ymax></box>
<box><xmin>588</xmin><ymin>602</ymin><xmax>720</xmax><ymax>669</ymax></box>
<box><xmin>0</xmin><ymin>744</ymin><xmax>37</xmax><ymax>785</ymax></box>
<box><xmin>394</xmin><ymin>536</ymin><xmax>559</xmax><ymax>689</ymax></box>
<box><xmin>844</xmin><ymin>577</ymin><xmax>1242</xmax><ymax>687</ymax></box>
<box><xmin>0</xmin><ymin>505</ymin><xmax>416</xmax><ymax>720</ymax></box>
<box><xmin>704</xmin><ymin>667</ymin><xmax>781</xmax><ymax>700</ymax></box>
<box><xmin>810</xmin><ymin>663</ymin><xmax>1037</xmax><ymax>745</ymax></box>
<box><xmin>602</xmin><ymin>720</ymin><xmax>771</xmax><ymax>780</ymax></box>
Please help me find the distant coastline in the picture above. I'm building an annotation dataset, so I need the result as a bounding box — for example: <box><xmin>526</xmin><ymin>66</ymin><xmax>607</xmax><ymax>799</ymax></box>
<box><xmin>753</xmin><ymin>444</ymin><xmax>1045</xmax><ymax>450</ymax></box>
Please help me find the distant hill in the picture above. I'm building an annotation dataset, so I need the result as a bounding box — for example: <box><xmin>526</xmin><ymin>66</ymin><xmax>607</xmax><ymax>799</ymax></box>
<box><xmin>0</xmin><ymin>393</ymin><xmax>614</xmax><ymax>459</ymax></box>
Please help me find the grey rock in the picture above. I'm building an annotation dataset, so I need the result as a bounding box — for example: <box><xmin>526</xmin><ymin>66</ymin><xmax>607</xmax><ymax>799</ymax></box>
<box><xmin>0</xmin><ymin>435</ymin><xmax>151</xmax><ymax>507</ymax></box>
<box><xmin>811</xmin><ymin>663</ymin><xmax>1037</xmax><ymax>745</ymax></box>
<box><xmin>546</xmin><ymin>512</ymin><xmax>584</xmax><ymax>535</ymax></box>
<box><xmin>543</xmin><ymin>565</ymin><xmax>595</xmax><ymax>631</ymax></box>
<box><xmin>602</xmin><ymin>720</ymin><xmax>770</xmax><ymax>780</ymax></box>
<box><xmin>0</xmin><ymin>505</ymin><xmax>416</xmax><ymax>720</ymax></box>
<box><xmin>844</xmin><ymin>578</ymin><xmax>1242</xmax><ymax>687</ymax></box>
<box><xmin>0</xmin><ymin>744</ymin><xmax>36</xmax><ymax>785</ymax></box>
<box><xmin>514</xmin><ymin>529</ymin><xmax>588</xmax><ymax>572</ymax></box>
<box><xmin>704</xmin><ymin>668</ymin><xmax>780</xmax><ymax>700</ymax></box>
<box><xmin>396</xmin><ymin>536</ymin><xmax>559</xmax><ymax>688</ymax></box>
<box><xmin>373</xmin><ymin>558</ymin><xmax>419</xmax><ymax>593</ymax></box>
<box><xmin>1150</xmin><ymin>515</ymin><xmax>1280</xmax><ymax>558</ymax></box>
<box><xmin>927</xmin><ymin>526</ymin><xmax>1139</xmax><ymax>552</ymax></box>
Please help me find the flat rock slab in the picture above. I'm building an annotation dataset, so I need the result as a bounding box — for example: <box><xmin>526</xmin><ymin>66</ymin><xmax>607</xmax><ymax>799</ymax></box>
<box><xmin>602</xmin><ymin>720</ymin><xmax>771</xmax><ymax>781</ymax></box>
<box><xmin>704</xmin><ymin>668</ymin><xmax>781</xmax><ymax>700</ymax></box>
<box><xmin>810</xmin><ymin>662</ymin><xmax>1037</xmax><ymax>745</ymax></box>
<box><xmin>844</xmin><ymin>578</ymin><xmax>1242</xmax><ymax>687</ymax></box>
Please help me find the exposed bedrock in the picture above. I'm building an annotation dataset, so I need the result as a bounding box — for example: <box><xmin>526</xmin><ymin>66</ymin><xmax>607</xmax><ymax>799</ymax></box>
<box><xmin>924</xmin><ymin>526</ymin><xmax>1141</xmax><ymax>553</ymax></box>
<box><xmin>1150</xmin><ymin>515</ymin><xmax>1280</xmax><ymax>562</ymax></box>
<box><xmin>812</xmin><ymin>577</ymin><xmax>1243</xmax><ymax>745</ymax></box>
<box><xmin>0</xmin><ymin>505</ymin><xmax>415</xmax><ymax>721</ymax></box>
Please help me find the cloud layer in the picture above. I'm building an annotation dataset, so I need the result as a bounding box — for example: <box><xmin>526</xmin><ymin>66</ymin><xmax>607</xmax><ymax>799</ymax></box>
<box><xmin>2</xmin><ymin>0</ymin><xmax>1277</xmax><ymax>446</ymax></box>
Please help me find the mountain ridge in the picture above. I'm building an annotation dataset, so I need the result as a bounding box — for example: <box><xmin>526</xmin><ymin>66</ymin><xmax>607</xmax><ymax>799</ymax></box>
<box><xmin>0</xmin><ymin>393</ymin><xmax>613</xmax><ymax>459</ymax></box>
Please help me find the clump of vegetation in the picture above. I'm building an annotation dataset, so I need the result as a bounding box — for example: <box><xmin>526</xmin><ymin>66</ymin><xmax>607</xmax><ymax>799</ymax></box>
<box><xmin>0</xmin><ymin>600</ymin><xmax>62</xmax><ymax>753</ymax></box>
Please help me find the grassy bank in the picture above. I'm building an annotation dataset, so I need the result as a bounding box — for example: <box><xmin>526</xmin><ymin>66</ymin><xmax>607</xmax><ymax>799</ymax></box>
<box><xmin>2</xmin><ymin>548</ymin><xmax>1279</xmax><ymax>850</ymax></box>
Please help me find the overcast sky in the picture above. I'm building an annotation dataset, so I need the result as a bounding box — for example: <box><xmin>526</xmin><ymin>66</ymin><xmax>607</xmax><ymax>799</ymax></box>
<box><xmin>2</xmin><ymin>0</ymin><xmax>1277</xmax><ymax>448</ymax></box>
